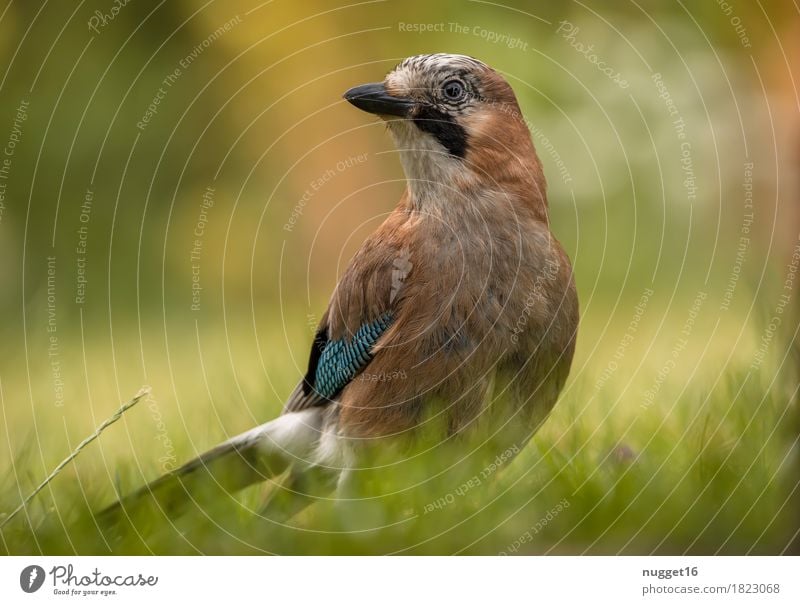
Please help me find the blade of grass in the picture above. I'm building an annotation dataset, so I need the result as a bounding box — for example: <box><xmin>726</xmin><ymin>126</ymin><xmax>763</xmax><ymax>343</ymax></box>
<box><xmin>0</xmin><ymin>386</ymin><xmax>151</xmax><ymax>529</ymax></box>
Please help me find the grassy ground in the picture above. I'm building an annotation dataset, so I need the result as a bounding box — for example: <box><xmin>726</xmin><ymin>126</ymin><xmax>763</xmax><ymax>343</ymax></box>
<box><xmin>0</xmin><ymin>297</ymin><xmax>797</xmax><ymax>555</ymax></box>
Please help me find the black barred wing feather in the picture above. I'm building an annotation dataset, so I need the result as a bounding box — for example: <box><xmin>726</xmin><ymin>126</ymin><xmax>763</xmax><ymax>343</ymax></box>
<box><xmin>283</xmin><ymin>312</ymin><xmax>393</xmax><ymax>413</ymax></box>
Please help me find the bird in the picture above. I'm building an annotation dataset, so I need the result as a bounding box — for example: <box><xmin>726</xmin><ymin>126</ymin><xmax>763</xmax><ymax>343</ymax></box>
<box><xmin>99</xmin><ymin>53</ymin><xmax>579</xmax><ymax>527</ymax></box>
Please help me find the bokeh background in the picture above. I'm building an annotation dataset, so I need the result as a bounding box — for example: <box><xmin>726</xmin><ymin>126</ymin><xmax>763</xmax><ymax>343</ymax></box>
<box><xmin>0</xmin><ymin>0</ymin><xmax>798</xmax><ymax>554</ymax></box>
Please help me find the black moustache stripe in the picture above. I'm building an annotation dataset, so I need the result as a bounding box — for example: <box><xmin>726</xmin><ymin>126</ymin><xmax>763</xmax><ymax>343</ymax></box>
<box><xmin>412</xmin><ymin>105</ymin><xmax>469</xmax><ymax>159</ymax></box>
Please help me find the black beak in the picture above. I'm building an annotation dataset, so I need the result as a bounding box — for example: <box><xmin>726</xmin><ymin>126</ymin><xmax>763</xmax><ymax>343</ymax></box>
<box><xmin>343</xmin><ymin>82</ymin><xmax>413</xmax><ymax>117</ymax></box>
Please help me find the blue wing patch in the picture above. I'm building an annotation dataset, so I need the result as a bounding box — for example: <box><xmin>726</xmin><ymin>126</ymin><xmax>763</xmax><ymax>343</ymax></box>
<box><xmin>313</xmin><ymin>312</ymin><xmax>393</xmax><ymax>399</ymax></box>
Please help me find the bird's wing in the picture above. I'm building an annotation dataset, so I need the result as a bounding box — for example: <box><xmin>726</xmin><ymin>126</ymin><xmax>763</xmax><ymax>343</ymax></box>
<box><xmin>283</xmin><ymin>313</ymin><xmax>394</xmax><ymax>413</ymax></box>
<box><xmin>284</xmin><ymin>207</ymin><xmax>411</xmax><ymax>414</ymax></box>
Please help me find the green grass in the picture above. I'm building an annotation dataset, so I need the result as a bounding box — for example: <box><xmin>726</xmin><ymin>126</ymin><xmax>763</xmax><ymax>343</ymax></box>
<box><xmin>0</xmin><ymin>305</ymin><xmax>797</xmax><ymax>555</ymax></box>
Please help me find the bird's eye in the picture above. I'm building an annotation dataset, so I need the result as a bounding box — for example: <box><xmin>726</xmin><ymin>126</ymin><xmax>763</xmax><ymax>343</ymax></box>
<box><xmin>442</xmin><ymin>80</ymin><xmax>466</xmax><ymax>102</ymax></box>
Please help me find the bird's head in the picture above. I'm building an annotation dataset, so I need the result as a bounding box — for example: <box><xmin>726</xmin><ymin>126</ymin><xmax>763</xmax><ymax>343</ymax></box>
<box><xmin>344</xmin><ymin>53</ymin><xmax>545</xmax><ymax>214</ymax></box>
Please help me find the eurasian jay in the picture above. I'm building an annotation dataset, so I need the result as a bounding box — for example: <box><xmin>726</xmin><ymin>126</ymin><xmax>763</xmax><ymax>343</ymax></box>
<box><xmin>102</xmin><ymin>54</ymin><xmax>578</xmax><ymax>524</ymax></box>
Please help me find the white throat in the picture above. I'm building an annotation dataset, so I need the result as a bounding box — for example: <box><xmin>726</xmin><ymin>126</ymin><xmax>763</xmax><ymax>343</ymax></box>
<box><xmin>388</xmin><ymin>121</ymin><xmax>469</xmax><ymax>206</ymax></box>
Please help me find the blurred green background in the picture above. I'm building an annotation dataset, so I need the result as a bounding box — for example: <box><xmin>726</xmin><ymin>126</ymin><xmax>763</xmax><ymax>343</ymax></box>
<box><xmin>0</xmin><ymin>0</ymin><xmax>798</xmax><ymax>554</ymax></box>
